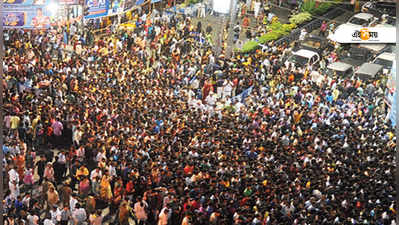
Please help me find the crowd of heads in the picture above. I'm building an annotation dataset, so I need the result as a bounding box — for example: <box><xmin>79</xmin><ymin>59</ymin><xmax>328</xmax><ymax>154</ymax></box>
<box><xmin>3</xmin><ymin>7</ymin><xmax>396</xmax><ymax>225</ymax></box>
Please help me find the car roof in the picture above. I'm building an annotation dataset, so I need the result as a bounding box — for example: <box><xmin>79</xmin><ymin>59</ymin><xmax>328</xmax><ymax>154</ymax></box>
<box><xmin>293</xmin><ymin>49</ymin><xmax>318</xmax><ymax>58</ymax></box>
<box><xmin>327</xmin><ymin>62</ymin><xmax>353</xmax><ymax>72</ymax></box>
<box><xmin>341</xmin><ymin>58</ymin><xmax>364</xmax><ymax>67</ymax></box>
<box><xmin>306</xmin><ymin>35</ymin><xmax>327</xmax><ymax>41</ymax></box>
<box><xmin>352</xmin><ymin>13</ymin><xmax>374</xmax><ymax>19</ymax></box>
<box><xmin>359</xmin><ymin>43</ymin><xmax>387</xmax><ymax>52</ymax></box>
<box><xmin>374</xmin><ymin>52</ymin><xmax>395</xmax><ymax>61</ymax></box>
<box><xmin>374</xmin><ymin>1</ymin><xmax>396</xmax><ymax>5</ymax></box>
<box><xmin>375</xmin><ymin>24</ymin><xmax>395</xmax><ymax>28</ymax></box>
<box><xmin>356</xmin><ymin>63</ymin><xmax>383</xmax><ymax>76</ymax></box>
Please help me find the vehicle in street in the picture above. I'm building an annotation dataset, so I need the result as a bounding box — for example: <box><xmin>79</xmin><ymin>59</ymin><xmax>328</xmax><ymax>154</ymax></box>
<box><xmin>358</xmin><ymin>44</ymin><xmax>390</xmax><ymax>58</ymax></box>
<box><xmin>326</xmin><ymin>61</ymin><xmax>355</xmax><ymax>78</ymax></box>
<box><xmin>372</xmin><ymin>52</ymin><xmax>395</xmax><ymax>72</ymax></box>
<box><xmin>294</xmin><ymin>35</ymin><xmax>334</xmax><ymax>57</ymax></box>
<box><xmin>376</xmin><ymin>15</ymin><xmax>396</xmax><ymax>27</ymax></box>
<box><xmin>361</xmin><ymin>1</ymin><xmax>396</xmax><ymax>17</ymax></box>
<box><xmin>355</xmin><ymin>63</ymin><xmax>383</xmax><ymax>81</ymax></box>
<box><xmin>339</xmin><ymin>46</ymin><xmax>373</xmax><ymax>68</ymax></box>
<box><xmin>286</xmin><ymin>49</ymin><xmax>320</xmax><ymax>68</ymax></box>
<box><xmin>384</xmin><ymin>44</ymin><xmax>396</xmax><ymax>53</ymax></box>
<box><xmin>345</xmin><ymin>13</ymin><xmax>378</xmax><ymax>27</ymax></box>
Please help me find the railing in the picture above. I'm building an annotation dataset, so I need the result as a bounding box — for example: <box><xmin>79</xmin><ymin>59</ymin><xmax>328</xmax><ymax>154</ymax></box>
<box><xmin>274</xmin><ymin>7</ymin><xmax>346</xmax><ymax>46</ymax></box>
<box><xmin>92</xmin><ymin>27</ymin><xmax>111</xmax><ymax>38</ymax></box>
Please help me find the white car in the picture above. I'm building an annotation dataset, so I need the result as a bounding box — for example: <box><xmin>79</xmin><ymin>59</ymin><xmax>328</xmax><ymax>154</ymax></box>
<box><xmin>345</xmin><ymin>13</ymin><xmax>378</xmax><ymax>27</ymax></box>
<box><xmin>372</xmin><ymin>52</ymin><xmax>395</xmax><ymax>72</ymax></box>
<box><xmin>287</xmin><ymin>49</ymin><xmax>320</xmax><ymax>68</ymax></box>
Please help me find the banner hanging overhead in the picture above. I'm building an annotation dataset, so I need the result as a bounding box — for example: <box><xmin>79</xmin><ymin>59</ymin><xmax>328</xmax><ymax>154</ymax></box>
<box><xmin>83</xmin><ymin>0</ymin><xmax>147</xmax><ymax>19</ymax></box>
<box><xmin>108</xmin><ymin>0</ymin><xmax>124</xmax><ymax>16</ymax></box>
<box><xmin>3</xmin><ymin>0</ymin><xmax>52</xmax><ymax>29</ymax></box>
<box><xmin>84</xmin><ymin>0</ymin><xmax>109</xmax><ymax>19</ymax></box>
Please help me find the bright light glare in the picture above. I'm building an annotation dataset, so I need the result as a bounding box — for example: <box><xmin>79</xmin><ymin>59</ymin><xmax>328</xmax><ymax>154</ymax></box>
<box><xmin>46</xmin><ymin>2</ymin><xmax>59</xmax><ymax>14</ymax></box>
<box><xmin>212</xmin><ymin>0</ymin><xmax>231</xmax><ymax>14</ymax></box>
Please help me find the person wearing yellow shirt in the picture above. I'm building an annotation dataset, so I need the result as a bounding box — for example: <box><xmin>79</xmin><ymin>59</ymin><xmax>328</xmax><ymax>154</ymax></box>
<box><xmin>10</xmin><ymin>115</ymin><xmax>20</xmax><ymax>130</ymax></box>
<box><xmin>293</xmin><ymin>110</ymin><xmax>303</xmax><ymax>124</ymax></box>
<box><xmin>75</xmin><ymin>165</ymin><xmax>89</xmax><ymax>181</ymax></box>
<box><xmin>31</xmin><ymin>115</ymin><xmax>40</xmax><ymax>137</ymax></box>
<box><xmin>332</xmin><ymin>88</ymin><xmax>340</xmax><ymax>101</ymax></box>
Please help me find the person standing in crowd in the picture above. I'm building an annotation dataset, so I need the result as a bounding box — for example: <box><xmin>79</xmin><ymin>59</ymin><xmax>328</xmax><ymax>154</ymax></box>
<box><xmin>319</xmin><ymin>20</ymin><xmax>327</xmax><ymax>37</ymax></box>
<box><xmin>134</xmin><ymin>197</ymin><xmax>148</xmax><ymax>225</ymax></box>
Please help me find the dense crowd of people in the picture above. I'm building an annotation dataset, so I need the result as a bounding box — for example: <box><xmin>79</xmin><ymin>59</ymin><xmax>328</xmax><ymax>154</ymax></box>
<box><xmin>3</xmin><ymin>5</ymin><xmax>396</xmax><ymax>225</ymax></box>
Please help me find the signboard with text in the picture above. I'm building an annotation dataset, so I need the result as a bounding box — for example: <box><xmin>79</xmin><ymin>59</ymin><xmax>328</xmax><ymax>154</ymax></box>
<box><xmin>3</xmin><ymin>2</ymin><xmax>52</xmax><ymax>28</ymax></box>
<box><xmin>84</xmin><ymin>0</ymin><xmax>109</xmax><ymax>19</ymax></box>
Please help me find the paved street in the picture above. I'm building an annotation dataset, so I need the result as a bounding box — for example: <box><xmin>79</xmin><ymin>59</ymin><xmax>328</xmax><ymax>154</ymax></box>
<box><xmin>190</xmin><ymin>4</ymin><xmax>354</xmax><ymax>51</ymax></box>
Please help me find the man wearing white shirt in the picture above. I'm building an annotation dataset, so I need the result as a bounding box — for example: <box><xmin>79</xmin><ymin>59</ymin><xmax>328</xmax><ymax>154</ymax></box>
<box><xmin>90</xmin><ymin>167</ymin><xmax>102</xmax><ymax>181</ymax></box>
<box><xmin>70</xmin><ymin>194</ymin><xmax>78</xmax><ymax>212</ymax></box>
<box><xmin>27</xmin><ymin>214</ymin><xmax>40</xmax><ymax>225</ymax></box>
<box><xmin>43</xmin><ymin>217</ymin><xmax>55</xmax><ymax>225</ymax></box>
<box><xmin>8</xmin><ymin>166</ymin><xmax>19</xmax><ymax>183</ymax></box>
<box><xmin>95</xmin><ymin>151</ymin><xmax>106</xmax><ymax>162</ymax></box>
<box><xmin>8</xmin><ymin>166</ymin><xmax>20</xmax><ymax>198</ymax></box>
<box><xmin>205</xmin><ymin>93</ymin><xmax>216</xmax><ymax>107</ymax></box>
<box><xmin>108</xmin><ymin>162</ymin><xmax>117</xmax><ymax>178</ymax></box>
<box><xmin>222</xmin><ymin>80</ymin><xmax>233</xmax><ymax>99</ymax></box>
<box><xmin>72</xmin><ymin>204</ymin><xmax>87</xmax><ymax>225</ymax></box>
<box><xmin>57</xmin><ymin>152</ymin><xmax>67</xmax><ymax>177</ymax></box>
<box><xmin>254</xmin><ymin>1</ymin><xmax>261</xmax><ymax>18</ymax></box>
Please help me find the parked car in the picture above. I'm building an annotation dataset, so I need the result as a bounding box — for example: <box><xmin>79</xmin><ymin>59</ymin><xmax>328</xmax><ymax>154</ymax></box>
<box><xmin>286</xmin><ymin>49</ymin><xmax>320</xmax><ymax>68</ymax></box>
<box><xmin>384</xmin><ymin>44</ymin><xmax>396</xmax><ymax>53</ymax></box>
<box><xmin>293</xmin><ymin>35</ymin><xmax>335</xmax><ymax>57</ymax></box>
<box><xmin>372</xmin><ymin>52</ymin><xmax>395</xmax><ymax>73</ymax></box>
<box><xmin>339</xmin><ymin>46</ymin><xmax>373</xmax><ymax>68</ymax></box>
<box><xmin>345</xmin><ymin>13</ymin><xmax>378</xmax><ymax>27</ymax></box>
<box><xmin>361</xmin><ymin>1</ymin><xmax>396</xmax><ymax>17</ymax></box>
<box><xmin>326</xmin><ymin>62</ymin><xmax>355</xmax><ymax>78</ymax></box>
<box><xmin>358</xmin><ymin>44</ymin><xmax>390</xmax><ymax>59</ymax></box>
<box><xmin>354</xmin><ymin>63</ymin><xmax>383</xmax><ymax>81</ymax></box>
<box><xmin>378</xmin><ymin>15</ymin><xmax>396</xmax><ymax>27</ymax></box>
